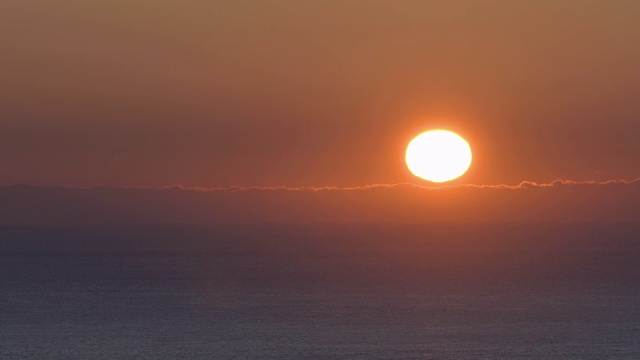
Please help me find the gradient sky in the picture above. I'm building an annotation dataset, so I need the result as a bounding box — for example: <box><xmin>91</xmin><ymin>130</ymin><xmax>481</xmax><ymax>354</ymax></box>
<box><xmin>2</xmin><ymin>0</ymin><xmax>639</xmax><ymax>187</ymax></box>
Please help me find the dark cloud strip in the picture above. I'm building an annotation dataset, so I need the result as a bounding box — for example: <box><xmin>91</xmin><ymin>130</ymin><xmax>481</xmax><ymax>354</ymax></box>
<box><xmin>2</xmin><ymin>178</ymin><xmax>638</xmax><ymax>225</ymax></box>
<box><xmin>14</xmin><ymin>178</ymin><xmax>636</xmax><ymax>192</ymax></box>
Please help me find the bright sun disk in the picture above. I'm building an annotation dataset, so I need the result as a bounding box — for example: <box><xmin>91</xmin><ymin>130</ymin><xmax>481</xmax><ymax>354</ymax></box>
<box><xmin>405</xmin><ymin>130</ymin><xmax>472</xmax><ymax>183</ymax></box>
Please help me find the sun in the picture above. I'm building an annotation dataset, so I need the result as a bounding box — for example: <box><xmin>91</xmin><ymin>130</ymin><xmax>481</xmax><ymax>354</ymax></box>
<box><xmin>405</xmin><ymin>130</ymin><xmax>472</xmax><ymax>183</ymax></box>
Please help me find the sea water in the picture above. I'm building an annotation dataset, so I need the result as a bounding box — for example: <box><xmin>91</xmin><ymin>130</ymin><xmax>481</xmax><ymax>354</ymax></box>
<box><xmin>1</xmin><ymin>224</ymin><xmax>639</xmax><ymax>359</ymax></box>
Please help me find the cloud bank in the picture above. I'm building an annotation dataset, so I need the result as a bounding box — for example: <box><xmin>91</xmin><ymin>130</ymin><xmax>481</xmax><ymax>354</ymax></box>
<box><xmin>1</xmin><ymin>179</ymin><xmax>638</xmax><ymax>225</ymax></box>
<box><xmin>123</xmin><ymin>178</ymin><xmax>640</xmax><ymax>192</ymax></box>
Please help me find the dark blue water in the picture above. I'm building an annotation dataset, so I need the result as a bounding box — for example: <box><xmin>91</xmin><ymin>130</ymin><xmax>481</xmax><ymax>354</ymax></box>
<box><xmin>1</xmin><ymin>224</ymin><xmax>639</xmax><ymax>359</ymax></box>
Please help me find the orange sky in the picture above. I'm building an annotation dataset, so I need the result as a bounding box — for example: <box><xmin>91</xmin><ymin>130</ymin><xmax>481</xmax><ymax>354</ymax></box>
<box><xmin>1</xmin><ymin>1</ymin><xmax>639</xmax><ymax>187</ymax></box>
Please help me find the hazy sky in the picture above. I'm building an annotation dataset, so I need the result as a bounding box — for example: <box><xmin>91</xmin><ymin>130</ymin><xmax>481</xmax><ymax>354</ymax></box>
<box><xmin>2</xmin><ymin>0</ymin><xmax>639</xmax><ymax>187</ymax></box>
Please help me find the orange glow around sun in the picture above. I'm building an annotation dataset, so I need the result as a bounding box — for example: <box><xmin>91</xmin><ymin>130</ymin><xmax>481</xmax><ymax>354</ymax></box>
<box><xmin>405</xmin><ymin>130</ymin><xmax>472</xmax><ymax>183</ymax></box>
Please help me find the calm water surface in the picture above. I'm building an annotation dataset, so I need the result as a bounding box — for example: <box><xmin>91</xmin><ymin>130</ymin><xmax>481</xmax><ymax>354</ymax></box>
<box><xmin>1</xmin><ymin>224</ymin><xmax>639</xmax><ymax>359</ymax></box>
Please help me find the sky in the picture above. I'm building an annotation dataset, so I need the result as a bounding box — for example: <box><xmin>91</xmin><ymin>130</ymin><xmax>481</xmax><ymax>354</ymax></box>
<box><xmin>1</xmin><ymin>0</ymin><xmax>639</xmax><ymax>189</ymax></box>
<box><xmin>3</xmin><ymin>5</ymin><xmax>640</xmax><ymax>359</ymax></box>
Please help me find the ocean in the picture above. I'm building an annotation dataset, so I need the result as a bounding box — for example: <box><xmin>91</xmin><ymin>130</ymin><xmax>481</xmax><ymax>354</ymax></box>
<box><xmin>1</xmin><ymin>223</ymin><xmax>639</xmax><ymax>359</ymax></box>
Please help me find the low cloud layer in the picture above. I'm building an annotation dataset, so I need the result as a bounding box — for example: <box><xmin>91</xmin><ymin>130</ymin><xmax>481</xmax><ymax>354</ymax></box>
<box><xmin>1</xmin><ymin>179</ymin><xmax>639</xmax><ymax>225</ymax></box>
<box><xmin>140</xmin><ymin>178</ymin><xmax>640</xmax><ymax>192</ymax></box>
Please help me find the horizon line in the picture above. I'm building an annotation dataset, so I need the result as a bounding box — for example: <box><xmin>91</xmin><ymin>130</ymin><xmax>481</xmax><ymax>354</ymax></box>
<box><xmin>2</xmin><ymin>178</ymin><xmax>639</xmax><ymax>192</ymax></box>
